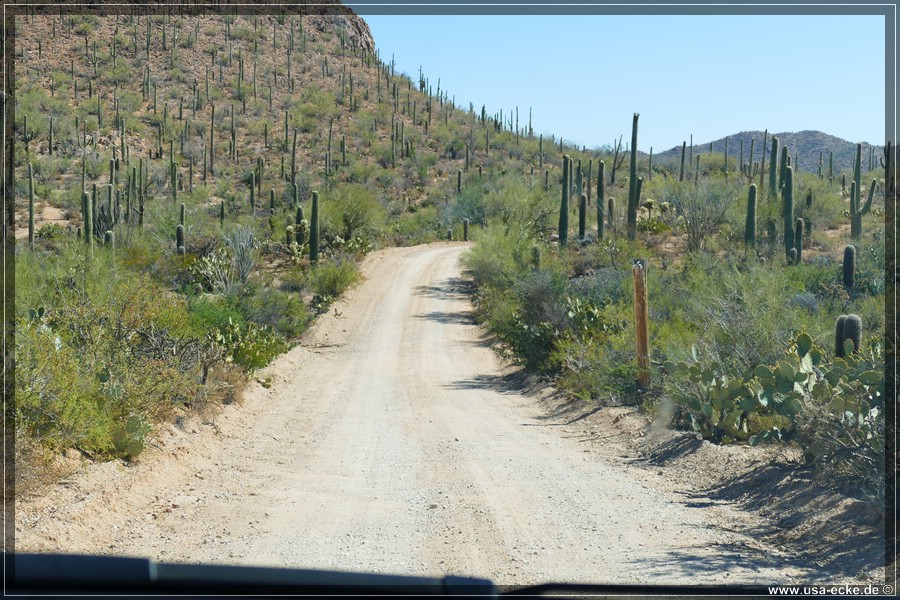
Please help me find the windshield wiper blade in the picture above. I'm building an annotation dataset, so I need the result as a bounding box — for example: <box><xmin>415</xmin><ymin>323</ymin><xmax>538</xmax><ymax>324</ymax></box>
<box><xmin>504</xmin><ymin>582</ymin><xmax>774</xmax><ymax>596</ymax></box>
<box><xmin>9</xmin><ymin>553</ymin><xmax>497</xmax><ymax>596</ymax></box>
<box><xmin>9</xmin><ymin>553</ymin><xmax>781</xmax><ymax>597</ymax></box>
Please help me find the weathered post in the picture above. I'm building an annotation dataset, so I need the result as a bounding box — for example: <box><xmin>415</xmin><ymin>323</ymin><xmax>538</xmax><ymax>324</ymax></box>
<box><xmin>632</xmin><ymin>259</ymin><xmax>650</xmax><ymax>389</ymax></box>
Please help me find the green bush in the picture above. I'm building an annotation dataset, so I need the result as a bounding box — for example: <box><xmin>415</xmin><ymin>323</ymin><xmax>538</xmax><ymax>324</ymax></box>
<box><xmin>653</xmin><ymin>255</ymin><xmax>812</xmax><ymax>372</ymax></box>
<box><xmin>237</xmin><ymin>285</ymin><xmax>311</xmax><ymax>340</ymax></box>
<box><xmin>461</xmin><ymin>224</ymin><xmax>539</xmax><ymax>291</ymax></box>
<box><xmin>794</xmin><ymin>337</ymin><xmax>884</xmax><ymax>500</ymax></box>
<box><xmin>322</xmin><ymin>184</ymin><xmax>386</xmax><ymax>241</ymax></box>
<box><xmin>491</xmin><ymin>270</ymin><xmax>568</xmax><ymax>371</ymax></box>
<box><xmin>550</xmin><ymin>306</ymin><xmax>635</xmax><ymax>401</ymax></box>
<box><xmin>15</xmin><ymin>243</ymin><xmax>210</xmax><ymax>459</ymax></box>
<box><xmin>279</xmin><ymin>264</ymin><xmax>308</xmax><ymax>293</ymax></box>
<box><xmin>188</xmin><ymin>294</ymin><xmax>246</xmax><ymax>330</ymax></box>
<box><xmin>210</xmin><ymin>318</ymin><xmax>287</xmax><ymax>373</ymax></box>
<box><xmin>307</xmin><ymin>256</ymin><xmax>361</xmax><ymax>310</ymax></box>
<box><xmin>662</xmin><ymin>179</ymin><xmax>735</xmax><ymax>252</ymax></box>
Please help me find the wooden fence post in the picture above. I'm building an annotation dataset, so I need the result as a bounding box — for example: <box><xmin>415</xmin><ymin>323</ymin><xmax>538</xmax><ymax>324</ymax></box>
<box><xmin>633</xmin><ymin>259</ymin><xmax>650</xmax><ymax>388</ymax></box>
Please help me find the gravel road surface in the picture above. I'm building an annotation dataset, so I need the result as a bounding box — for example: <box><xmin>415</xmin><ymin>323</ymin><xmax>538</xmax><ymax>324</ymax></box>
<box><xmin>15</xmin><ymin>242</ymin><xmax>816</xmax><ymax>586</ymax></box>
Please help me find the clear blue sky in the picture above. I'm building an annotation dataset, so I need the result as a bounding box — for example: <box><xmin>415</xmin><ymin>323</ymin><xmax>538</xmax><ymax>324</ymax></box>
<box><xmin>364</xmin><ymin>13</ymin><xmax>887</xmax><ymax>153</ymax></box>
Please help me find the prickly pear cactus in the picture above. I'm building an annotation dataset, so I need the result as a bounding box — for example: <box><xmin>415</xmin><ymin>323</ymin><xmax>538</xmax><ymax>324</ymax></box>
<box><xmin>111</xmin><ymin>416</ymin><xmax>152</xmax><ymax>460</ymax></box>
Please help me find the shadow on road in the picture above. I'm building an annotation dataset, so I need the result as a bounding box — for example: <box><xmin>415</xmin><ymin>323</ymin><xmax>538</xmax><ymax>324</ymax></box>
<box><xmin>694</xmin><ymin>464</ymin><xmax>886</xmax><ymax>580</ymax></box>
<box><xmin>443</xmin><ymin>371</ymin><xmax>547</xmax><ymax>397</ymax></box>
<box><xmin>414</xmin><ymin>277</ymin><xmax>474</xmax><ymax>300</ymax></box>
<box><xmin>630</xmin><ymin>445</ymin><xmax>886</xmax><ymax>581</ymax></box>
<box><xmin>627</xmin><ymin>542</ymin><xmax>830</xmax><ymax>582</ymax></box>
<box><xmin>413</xmin><ymin>311</ymin><xmax>476</xmax><ymax>326</ymax></box>
<box><xmin>632</xmin><ymin>434</ymin><xmax>704</xmax><ymax>466</ymax></box>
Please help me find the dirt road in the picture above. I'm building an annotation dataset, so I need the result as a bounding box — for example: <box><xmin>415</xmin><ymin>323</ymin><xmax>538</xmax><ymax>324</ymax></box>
<box><xmin>15</xmin><ymin>242</ymin><xmax>819</xmax><ymax>586</ymax></box>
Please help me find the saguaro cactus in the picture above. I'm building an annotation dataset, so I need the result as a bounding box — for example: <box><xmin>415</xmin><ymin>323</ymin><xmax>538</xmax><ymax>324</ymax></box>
<box><xmin>783</xmin><ymin>166</ymin><xmax>794</xmax><ymax>260</ymax></box>
<box><xmin>835</xmin><ymin>314</ymin><xmax>862</xmax><ymax>358</ymax></box>
<box><xmin>209</xmin><ymin>103</ymin><xmax>215</xmax><ymax>176</ymax></box>
<box><xmin>291</xmin><ymin>129</ymin><xmax>298</xmax><ymax>184</ymax></box>
<box><xmin>83</xmin><ymin>191</ymin><xmax>93</xmax><ymax>247</ymax></box>
<box><xmin>769</xmin><ymin>136</ymin><xmax>779</xmax><ymax>199</ymax></box>
<box><xmin>608</xmin><ymin>197</ymin><xmax>616</xmax><ymax>234</ymax></box>
<box><xmin>849</xmin><ymin>143</ymin><xmax>875</xmax><ymax>239</ymax></box>
<box><xmin>578</xmin><ymin>193</ymin><xmax>587</xmax><ymax>240</ymax></box>
<box><xmin>779</xmin><ymin>145</ymin><xmax>788</xmax><ymax>193</ymax></box>
<box><xmin>793</xmin><ymin>218</ymin><xmax>803</xmax><ymax>264</ymax></box>
<box><xmin>744</xmin><ymin>184</ymin><xmax>757</xmax><ymax>248</ymax></box>
<box><xmin>597</xmin><ymin>160</ymin><xmax>605</xmax><ymax>240</ymax></box>
<box><xmin>574</xmin><ymin>162</ymin><xmax>583</xmax><ymax>197</ymax></box>
<box><xmin>626</xmin><ymin>113</ymin><xmax>639</xmax><ymax>241</ymax></box>
<box><xmin>559</xmin><ymin>154</ymin><xmax>570</xmax><ymax>247</ymax></box>
<box><xmin>842</xmin><ymin>244</ymin><xmax>856</xmax><ymax>290</ymax></box>
<box><xmin>176</xmin><ymin>224</ymin><xmax>185</xmax><ymax>254</ymax></box>
<box><xmin>310</xmin><ymin>190</ymin><xmax>319</xmax><ymax>262</ymax></box>
<box><xmin>249</xmin><ymin>171</ymin><xmax>256</xmax><ymax>213</ymax></box>
<box><xmin>27</xmin><ymin>162</ymin><xmax>34</xmax><ymax>250</ymax></box>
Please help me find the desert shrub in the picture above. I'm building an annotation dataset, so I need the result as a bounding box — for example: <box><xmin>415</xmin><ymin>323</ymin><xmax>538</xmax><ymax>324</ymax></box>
<box><xmin>210</xmin><ymin>318</ymin><xmax>287</xmax><ymax>373</ymax></box>
<box><xmin>460</xmin><ymin>224</ymin><xmax>538</xmax><ymax>290</ymax></box>
<box><xmin>185</xmin><ymin>225</ymin><xmax>257</xmax><ymax>294</ymax></box>
<box><xmin>567</xmin><ymin>267</ymin><xmax>629</xmax><ymax>307</ymax></box>
<box><xmin>387</xmin><ymin>204</ymin><xmax>442</xmax><ymax>246</ymax></box>
<box><xmin>224</xmin><ymin>225</ymin><xmax>257</xmax><ymax>284</ymax></box>
<box><xmin>70</xmin><ymin>15</ymin><xmax>98</xmax><ymax>36</ymax></box>
<box><xmin>15</xmin><ymin>244</ymin><xmax>210</xmax><ymax>459</ymax></box>
<box><xmin>35</xmin><ymin>223</ymin><xmax>67</xmax><ymax>241</ymax></box>
<box><xmin>294</xmin><ymin>86</ymin><xmax>337</xmax><ymax>133</ymax></box>
<box><xmin>793</xmin><ymin>174</ymin><xmax>847</xmax><ymax>230</ymax></box>
<box><xmin>663</xmin><ymin>179</ymin><xmax>734</xmax><ymax>252</ymax></box>
<box><xmin>190</xmin><ymin>247</ymin><xmax>235</xmax><ymax>293</ymax></box>
<box><xmin>187</xmin><ymin>294</ymin><xmax>246</xmax><ymax>330</ymax></box>
<box><xmin>322</xmin><ymin>183</ymin><xmax>386</xmax><ymax>241</ymax></box>
<box><xmin>236</xmin><ymin>285</ymin><xmax>311</xmax><ymax>340</ymax></box>
<box><xmin>482</xmin><ymin>268</ymin><xmax>569</xmax><ymax>372</ymax></box>
<box><xmin>307</xmin><ymin>255</ymin><xmax>360</xmax><ymax>309</ymax></box>
<box><xmin>449</xmin><ymin>183</ymin><xmax>489</xmax><ymax>226</ymax></box>
<box><xmin>656</xmin><ymin>255</ymin><xmax>809</xmax><ymax>372</ymax></box>
<box><xmin>104</xmin><ymin>61</ymin><xmax>133</xmax><ymax>86</ymax></box>
<box><xmin>549</xmin><ymin>300</ymin><xmax>634</xmax><ymax>400</ymax></box>
<box><xmin>279</xmin><ymin>264</ymin><xmax>308</xmax><ymax>293</ymax></box>
<box><xmin>793</xmin><ymin>337</ymin><xmax>885</xmax><ymax>500</ymax></box>
<box><xmin>852</xmin><ymin>231</ymin><xmax>886</xmax><ymax>297</ymax></box>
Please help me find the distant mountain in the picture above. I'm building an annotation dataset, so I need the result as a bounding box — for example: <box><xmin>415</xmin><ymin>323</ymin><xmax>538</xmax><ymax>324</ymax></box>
<box><xmin>655</xmin><ymin>131</ymin><xmax>885</xmax><ymax>176</ymax></box>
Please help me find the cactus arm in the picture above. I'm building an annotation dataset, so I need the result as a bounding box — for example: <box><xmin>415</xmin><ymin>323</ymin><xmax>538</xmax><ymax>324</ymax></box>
<box><xmin>858</xmin><ymin>179</ymin><xmax>876</xmax><ymax>216</ymax></box>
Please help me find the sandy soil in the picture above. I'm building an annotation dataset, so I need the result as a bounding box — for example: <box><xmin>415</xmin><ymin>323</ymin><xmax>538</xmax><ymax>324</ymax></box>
<box><xmin>14</xmin><ymin>203</ymin><xmax>73</xmax><ymax>239</ymax></box>
<box><xmin>14</xmin><ymin>242</ymin><xmax>884</xmax><ymax>588</ymax></box>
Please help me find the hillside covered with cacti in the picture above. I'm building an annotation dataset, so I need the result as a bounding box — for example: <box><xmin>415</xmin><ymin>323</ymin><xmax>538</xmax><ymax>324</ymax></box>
<box><xmin>7</xmin><ymin>3</ymin><xmax>893</xmax><ymax>508</ymax></box>
<box><xmin>654</xmin><ymin>130</ymin><xmax>886</xmax><ymax>177</ymax></box>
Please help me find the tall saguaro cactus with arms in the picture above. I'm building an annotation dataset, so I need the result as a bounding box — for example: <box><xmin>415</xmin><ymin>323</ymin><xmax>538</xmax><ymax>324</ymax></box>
<box><xmin>626</xmin><ymin>113</ymin><xmax>639</xmax><ymax>241</ymax></box>
<box><xmin>849</xmin><ymin>143</ymin><xmax>875</xmax><ymax>240</ymax></box>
